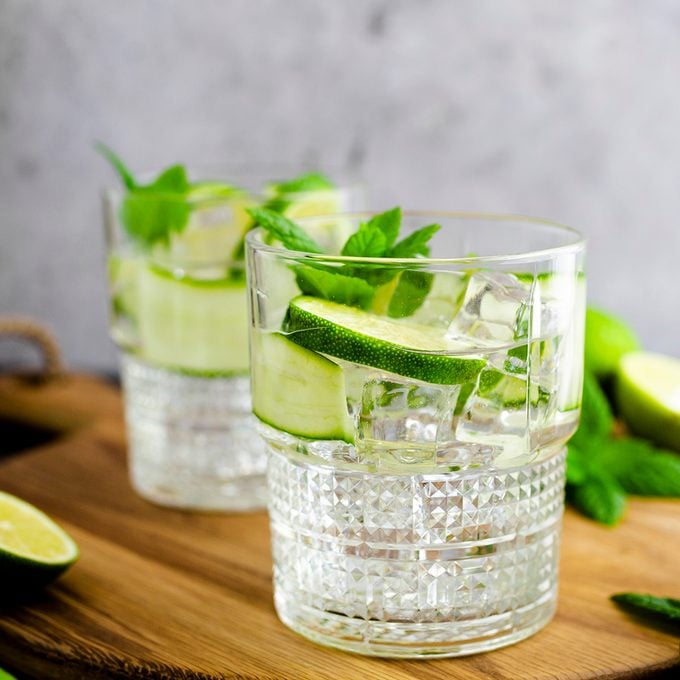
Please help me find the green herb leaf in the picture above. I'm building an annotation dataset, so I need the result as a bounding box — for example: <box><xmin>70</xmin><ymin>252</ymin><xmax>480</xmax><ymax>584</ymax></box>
<box><xmin>341</xmin><ymin>226</ymin><xmax>388</xmax><ymax>257</ymax></box>
<box><xmin>566</xmin><ymin>443</ymin><xmax>589</xmax><ymax>485</ymax></box>
<box><xmin>387</xmin><ymin>270</ymin><xmax>434</xmax><ymax>318</ymax></box>
<box><xmin>119</xmin><ymin>165</ymin><xmax>191</xmax><ymax>246</ymax></box>
<box><xmin>569</xmin><ymin>371</ymin><xmax>613</xmax><ymax>450</ymax></box>
<box><xmin>341</xmin><ymin>208</ymin><xmax>402</xmax><ymax>257</ymax></box>
<box><xmin>294</xmin><ymin>265</ymin><xmax>375</xmax><ymax>309</ymax></box>
<box><xmin>247</xmin><ymin>207</ymin><xmax>324</xmax><ymax>254</ymax></box>
<box><xmin>96</xmin><ymin>142</ymin><xmax>136</xmax><ymax>190</ymax></box>
<box><xmin>569</xmin><ymin>474</ymin><xmax>627</xmax><ymax>525</ymax></box>
<box><xmin>388</xmin><ymin>224</ymin><xmax>441</xmax><ymax>258</ymax></box>
<box><xmin>270</xmin><ymin>172</ymin><xmax>334</xmax><ymax>194</ymax></box>
<box><xmin>600</xmin><ymin>438</ymin><xmax>680</xmax><ymax>497</ymax></box>
<box><xmin>98</xmin><ymin>145</ymin><xmax>192</xmax><ymax>246</ymax></box>
<box><xmin>611</xmin><ymin>592</ymin><xmax>680</xmax><ymax>624</ymax></box>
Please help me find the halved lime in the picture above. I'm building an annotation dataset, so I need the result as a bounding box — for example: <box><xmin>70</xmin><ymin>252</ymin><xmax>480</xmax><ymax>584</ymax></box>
<box><xmin>284</xmin><ymin>296</ymin><xmax>486</xmax><ymax>385</ymax></box>
<box><xmin>616</xmin><ymin>351</ymin><xmax>680</xmax><ymax>452</ymax></box>
<box><xmin>585</xmin><ymin>307</ymin><xmax>640</xmax><ymax>378</ymax></box>
<box><xmin>0</xmin><ymin>491</ymin><xmax>79</xmax><ymax>595</ymax></box>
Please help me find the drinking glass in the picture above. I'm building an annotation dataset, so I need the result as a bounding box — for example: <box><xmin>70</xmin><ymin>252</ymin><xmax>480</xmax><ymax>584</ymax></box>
<box><xmin>246</xmin><ymin>212</ymin><xmax>585</xmax><ymax>655</ymax></box>
<box><xmin>104</xmin><ymin>172</ymin><xmax>363</xmax><ymax>511</ymax></box>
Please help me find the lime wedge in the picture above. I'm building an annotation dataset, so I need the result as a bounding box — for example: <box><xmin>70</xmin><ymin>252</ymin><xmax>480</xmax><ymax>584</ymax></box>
<box><xmin>0</xmin><ymin>491</ymin><xmax>79</xmax><ymax>594</ymax></box>
<box><xmin>157</xmin><ymin>184</ymin><xmax>256</xmax><ymax>266</ymax></box>
<box><xmin>585</xmin><ymin>307</ymin><xmax>640</xmax><ymax>378</ymax></box>
<box><xmin>616</xmin><ymin>351</ymin><xmax>680</xmax><ymax>452</ymax></box>
<box><xmin>284</xmin><ymin>296</ymin><xmax>486</xmax><ymax>385</ymax></box>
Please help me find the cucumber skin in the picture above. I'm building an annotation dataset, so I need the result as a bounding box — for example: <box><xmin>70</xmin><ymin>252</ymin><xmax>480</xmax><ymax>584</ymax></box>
<box><xmin>252</xmin><ymin>333</ymin><xmax>352</xmax><ymax>441</ymax></box>
<box><xmin>284</xmin><ymin>303</ymin><xmax>485</xmax><ymax>386</ymax></box>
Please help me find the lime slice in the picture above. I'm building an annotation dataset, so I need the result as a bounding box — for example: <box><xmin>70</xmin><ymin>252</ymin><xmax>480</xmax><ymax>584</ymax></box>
<box><xmin>156</xmin><ymin>184</ymin><xmax>255</xmax><ymax>266</ymax></box>
<box><xmin>137</xmin><ymin>264</ymin><xmax>249</xmax><ymax>374</ymax></box>
<box><xmin>585</xmin><ymin>307</ymin><xmax>640</xmax><ymax>378</ymax></box>
<box><xmin>282</xmin><ymin>191</ymin><xmax>353</xmax><ymax>254</ymax></box>
<box><xmin>0</xmin><ymin>491</ymin><xmax>79</xmax><ymax>594</ymax></box>
<box><xmin>252</xmin><ymin>332</ymin><xmax>352</xmax><ymax>441</ymax></box>
<box><xmin>284</xmin><ymin>296</ymin><xmax>486</xmax><ymax>385</ymax></box>
<box><xmin>616</xmin><ymin>351</ymin><xmax>680</xmax><ymax>452</ymax></box>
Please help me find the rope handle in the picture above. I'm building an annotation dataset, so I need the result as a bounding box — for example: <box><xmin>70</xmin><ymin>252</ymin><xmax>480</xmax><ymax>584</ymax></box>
<box><xmin>0</xmin><ymin>317</ymin><xmax>65</xmax><ymax>378</ymax></box>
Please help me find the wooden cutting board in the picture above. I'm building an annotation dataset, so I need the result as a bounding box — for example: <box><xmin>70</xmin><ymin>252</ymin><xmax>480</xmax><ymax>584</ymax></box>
<box><xmin>0</xmin><ymin>372</ymin><xmax>678</xmax><ymax>680</ymax></box>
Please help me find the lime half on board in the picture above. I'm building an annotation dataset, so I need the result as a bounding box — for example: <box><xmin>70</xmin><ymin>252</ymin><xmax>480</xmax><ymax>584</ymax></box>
<box><xmin>0</xmin><ymin>491</ymin><xmax>79</xmax><ymax>596</ymax></box>
<box><xmin>585</xmin><ymin>307</ymin><xmax>640</xmax><ymax>378</ymax></box>
<box><xmin>616</xmin><ymin>351</ymin><xmax>680</xmax><ymax>452</ymax></box>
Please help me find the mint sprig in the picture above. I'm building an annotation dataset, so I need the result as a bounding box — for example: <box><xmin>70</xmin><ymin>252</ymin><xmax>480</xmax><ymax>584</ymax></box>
<box><xmin>388</xmin><ymin>223</ymin><xmax>441</xmax><ymax>258</ymax></box>
<box><xmin>249</xmin><ymin>206</ymin><xmax>440</xmax><ymax>314</ymax></box>
<box><xmin>568</xmin><ymin>473</ymin><xmax>627</xmax><ymax>526</ymax></box>
<box><xmin>341</xmin><ymin>208</ymin><xmax>402</xmax><ymax>257</ymax></box>
<box><xmin>611</xmin><ymin>593</ymin><xmax>680</xmax><ymax>625</ymax></box>
<box><xmin>566</xmin><ymin>369</ymin><xmax>680</xmax><ymax>525</ymax></box>
<box><xmin>98</xmin><ymin>144</ymin><xmax>191</xmax><ymax>247</ymax></box>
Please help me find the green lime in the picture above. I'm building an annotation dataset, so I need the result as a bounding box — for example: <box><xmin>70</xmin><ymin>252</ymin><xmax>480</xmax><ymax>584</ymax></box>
<box><xmin>0</xmin><ymin>491</ymin><xmax>79</xmax><ymax>595</ymax></box>
<box><xmin>284</xmin><ymin>296</ymin><xmax>486</xmax><ymax>385</ymax></box>
<box><xmin>585</xmin><ymin>307</ymin><xmax>640</xmax><ymax>378</ymax></box>
<box><xmin>616</xmin><ymin>351</ymin><xmax>680</xmax><ymax>452</ymax></box>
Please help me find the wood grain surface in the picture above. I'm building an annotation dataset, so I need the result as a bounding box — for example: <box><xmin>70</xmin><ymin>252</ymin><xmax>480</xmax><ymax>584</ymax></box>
<box><xmin>0</xmin><ymin>372</ymin><xmax>678</xmax><ymax>679</ymax></box>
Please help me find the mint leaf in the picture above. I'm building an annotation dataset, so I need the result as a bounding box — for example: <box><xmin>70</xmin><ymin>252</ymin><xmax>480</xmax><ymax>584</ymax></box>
<box><xmin>569</xmin><ymin>474</ymin><xmax>627</xmax><ymax>525</ymax></box>
<box><xmin>570</xmin><ymin>370</ymin><xmax>613</xmax><ymax>450</ymax></box>
<box><xmin>611</xmin><ymin>593</ymin><xmax>680</xmax><ymax>624</ymax></box>
<box><xmin>566</xmin><ymin>443</ymin><xmax>589</xmax><ymax>485</ymax></box>
<box><xmin>271</xmin><ymin>172</ymin><xmax>334</xmax><ymax>194</ymax></box>
<box><xmin>248</xmin><ymin>207</ymin><xmax>323</xmax><ymax>254</ymax></box>
<box><xmin>96</xmin><ymin>142</ymin><xmax>136</xmax><ymax>190</ymax></box>
<box><xmin>294</xmin><ymin>265</ymin><xmax>375</xmax><ymax>309</ymax></box>
<box><xmin>121</xmin><ymin>193</ymin><xmax>191</xmax><ymax>246</ymax></box>
<box><xmin>387</xmin><ymin>270</ymin><xmax>434</xmax><ymax>318</ymax></box>
<box><xmin>388</xmin><ymin>224</ymin><xmax>441</xmax><ymax>258</ymax></box>
<box><xmin>600</xmin><ymin>438</ymin><xmax>680</xmax><ymax>497</ymax></box>
<box><xmin>119</xmin><ymin>165</ymin><xmax>191</xmax><ymax>246</ymax></box>
<box><xmin>98</xmin><ymin>145</ymin><xmax>192</xmax><ymax>246</ymax></box>
<box><xmin>341</xmin><ymin>208</ymin><xmax>402</xmax><ymax>257</ymax></box>
<box><xmin>341</xmin><ymin>226</ymin><xmax>388</xmax><ymax>257</ymax></box>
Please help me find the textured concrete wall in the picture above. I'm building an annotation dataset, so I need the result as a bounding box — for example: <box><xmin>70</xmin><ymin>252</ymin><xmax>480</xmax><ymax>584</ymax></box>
<box><xmin>1</xmin><ymin>0</ymin><xmax>679</xmax><ymax>370</ymax></box>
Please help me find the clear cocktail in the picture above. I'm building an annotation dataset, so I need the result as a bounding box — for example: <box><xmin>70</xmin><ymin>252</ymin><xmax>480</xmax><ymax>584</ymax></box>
<box><xmin>247</xmin><ymin>208</ymin><xmax>585</xmax><ymax>655</ymax></box>
<box><xmin>102</xmin><ymin>149</ymin><xmax>357</xmax><ymax>510</ymax></box>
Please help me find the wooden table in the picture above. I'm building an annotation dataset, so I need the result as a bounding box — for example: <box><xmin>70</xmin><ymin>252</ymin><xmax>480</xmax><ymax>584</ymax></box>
<box><xmin>0</xmin><ymin>372</ymin><xmax>678</xmax><ymax>679</ymax></box>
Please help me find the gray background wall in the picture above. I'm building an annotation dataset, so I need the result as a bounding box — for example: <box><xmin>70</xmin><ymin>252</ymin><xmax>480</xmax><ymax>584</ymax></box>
<box><xmin>1</xmin><ymin>0</ymin><xmax>679</xmax><ymax>371</ymax></box>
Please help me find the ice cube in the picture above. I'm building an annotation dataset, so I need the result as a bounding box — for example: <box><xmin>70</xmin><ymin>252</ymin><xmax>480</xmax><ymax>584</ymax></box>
<box><xmin>352</xmin><ymin>373</ymin><xmax>461</xmax><ymax>468</ymax></box>
<box><xmin>446</xmin><ymin>272</ymin><xmax>536</xmax><ymax>346</ymax></box>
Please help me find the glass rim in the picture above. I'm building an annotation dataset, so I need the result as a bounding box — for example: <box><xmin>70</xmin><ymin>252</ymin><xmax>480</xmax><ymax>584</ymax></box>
<box><xmin>101</xmin><ymin>163</ymin><xmax>364</xmax><ymax>206</ymax></box>
<box><xmin>246</xmin><ymin>210</ymin><xmax>586</xmax><ymax>266</ymax></box>
<box><xmin>101</xmin><ymin>181</ymin><xmax>365</xmax><ymax>211</ymax></box>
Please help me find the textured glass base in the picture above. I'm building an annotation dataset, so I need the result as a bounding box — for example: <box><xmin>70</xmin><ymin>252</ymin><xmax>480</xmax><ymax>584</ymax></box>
<box><xmin>121</xmin><ymin>354</ymin><xmax>266</xmax><ymax>511</ymax></box>
<box><xmin>276</xmin><ymin>590</ymin><xmax>556</xmax><ymax>658</ymax></box>
<box><xmin>267</xmin><ymin>442</ymin><xmax>565</xmax><ymax>657</ymax></box>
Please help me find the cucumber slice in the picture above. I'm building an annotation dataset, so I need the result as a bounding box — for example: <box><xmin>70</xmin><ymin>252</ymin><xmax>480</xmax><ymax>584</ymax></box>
<box><xmin>252</xmin><ymin>332</ymin><xmax>352</xmax><ymax>440</ymax></box>
<box><xmin>137</xmin><ymin>265</ymin><xmax>249</xmax><ymax>374</ymax></box>
<box><xmin>284</xmin><ymin>296</ymin><xmax>486</xmax><ymax>385</ymax></box>
<box><xmin>108</xmin><ymin>255</ymin><xmax>141</xmax><ymax>318</ymax></box>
